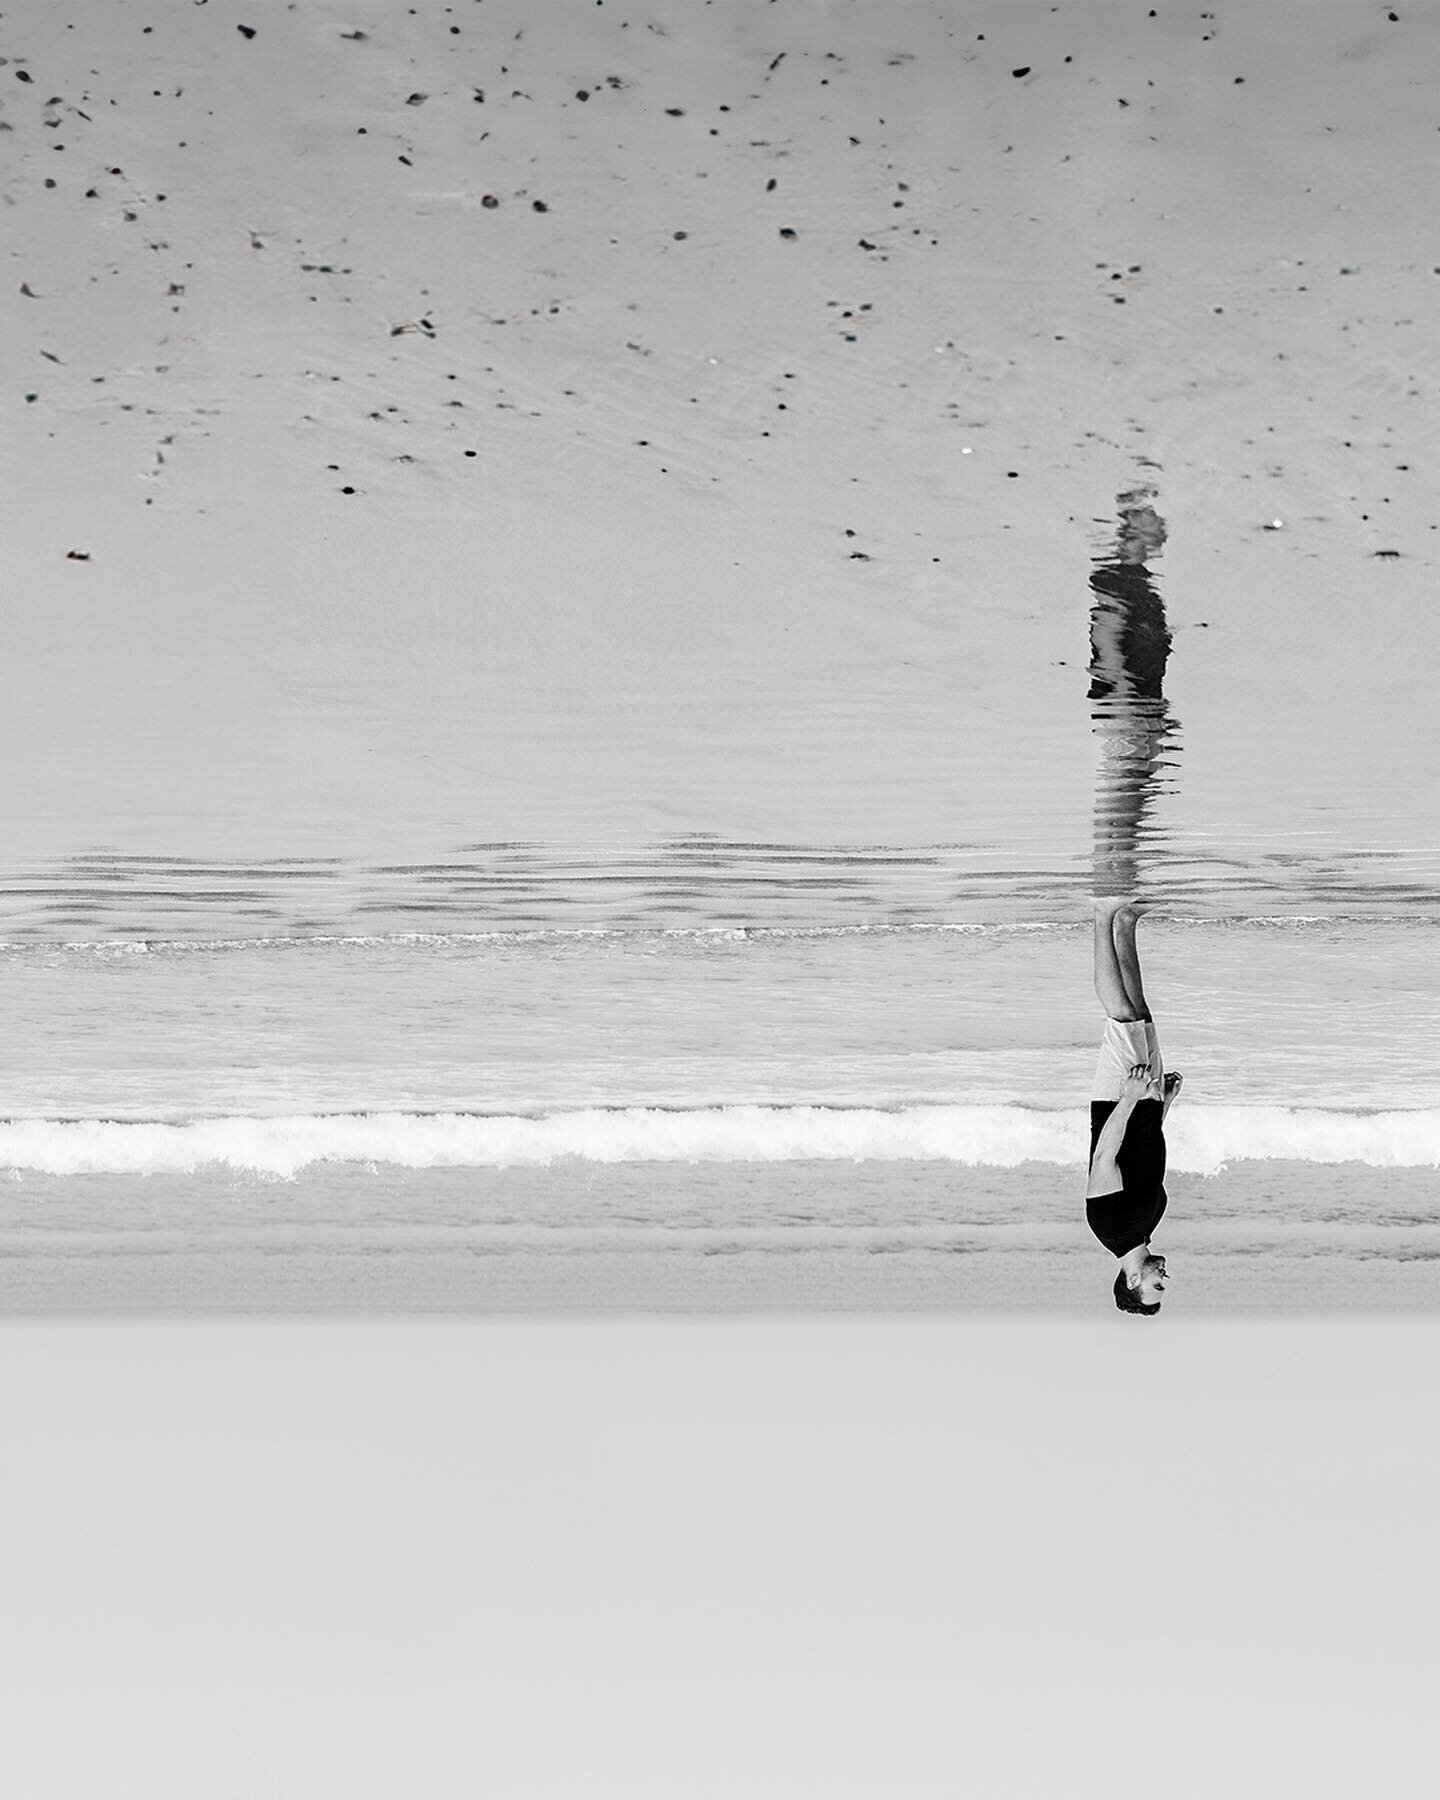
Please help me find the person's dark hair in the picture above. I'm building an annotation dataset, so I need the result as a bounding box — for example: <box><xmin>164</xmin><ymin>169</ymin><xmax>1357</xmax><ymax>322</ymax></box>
<box><xmin>1113</xmin><ymin>1268</ymin><xmax>1161</xmax><ymax>1315</ymax></box>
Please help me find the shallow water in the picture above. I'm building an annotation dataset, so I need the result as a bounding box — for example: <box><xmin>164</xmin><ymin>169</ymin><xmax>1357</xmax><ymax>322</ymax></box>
<box><xmin>4</xmin><ymin>834</ymin><xmax>1440</xmax><ymax>940</ymax></box>
<box><xmin>4</xmin><ymin>917</ymin><xmax>1437</xmax><ymax>1116</ymax></box>
<box><xmin>2</xmin><ymin>920</ymin><xmax>1436</xmax><ymax>1313</ymax></box>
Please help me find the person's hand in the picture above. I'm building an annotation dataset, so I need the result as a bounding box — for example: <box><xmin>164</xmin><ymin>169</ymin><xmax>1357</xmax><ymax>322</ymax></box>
<box><xmin>1120</xmin><ymin>1063</ymin><xmax>1159</xmax><ymax>1100</ymax></box>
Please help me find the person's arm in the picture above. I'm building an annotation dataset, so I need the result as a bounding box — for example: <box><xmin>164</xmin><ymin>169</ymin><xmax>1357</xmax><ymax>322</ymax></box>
<box><xmin>1086</xmin><ymin>1067</ymin><xmax>1158</xmax><ymax>1197</ymax></box>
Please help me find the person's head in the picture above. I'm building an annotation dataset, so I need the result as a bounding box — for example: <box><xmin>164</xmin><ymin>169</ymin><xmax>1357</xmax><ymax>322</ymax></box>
<box><xmin>1113</xmin><ymin>1253</ymin><xmax>1168</xmax><ymax>1315</ymax></box>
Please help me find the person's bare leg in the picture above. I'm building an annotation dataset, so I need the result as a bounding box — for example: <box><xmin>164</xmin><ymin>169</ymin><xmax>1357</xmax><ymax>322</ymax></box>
<box><xmin>1112</xmin><ymin>902</ymin><xmax>1152</xmax><ymax>1021</ymax></box>
<box><xmin>1093</xmin><ymin>898</ymin><xmax>1141</xmax><ymax>1020</ymax></box>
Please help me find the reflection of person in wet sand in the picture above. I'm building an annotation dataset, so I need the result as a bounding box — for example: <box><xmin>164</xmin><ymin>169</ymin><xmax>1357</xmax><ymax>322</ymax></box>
<box><xmin>1089</xmin><ymin>488</ymin><xmax>1177</xmax><ymax>899</ymax></box>
<box><xmin>1087</xmin><ymin>899</ymin><xmax>1182</xmax><ymax>1315</ymax></box>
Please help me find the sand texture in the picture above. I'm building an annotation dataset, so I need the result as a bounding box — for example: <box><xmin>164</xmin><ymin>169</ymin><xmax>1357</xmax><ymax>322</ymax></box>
<box><xmin>5</xmin><ymin>0</ymin><xmax>1439</xmax><ymax>900</ymax></box>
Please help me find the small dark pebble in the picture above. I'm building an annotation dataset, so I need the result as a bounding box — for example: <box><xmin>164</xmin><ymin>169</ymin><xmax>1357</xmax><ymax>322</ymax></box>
<box><xmin>464</xmin><ymin>450</ymin><xmax>477</xmax><ymax>458</ymax></box>
<box><xmin>16</xmin><ymin>69</ymin><xmax>34</xmax><ymax>83</ymax></box>
<box><xmin>849</xmin><ymin>551</ymin><xmax>871</xmax><ymax>561</ymax></box>
<box><xmin>481</xmin><ymin>194</ymin><xmax>499</xmax><ymax>208</ymax></box>
<box><xmin>779</xmin><ymin>227</ymin><xmax>797</xmax><ymax>240</ymax></box>
<box><xmin>1374</xmin><ymin>548</ymin><xmax>1401</xmax><ymax>558</ymax></box>
<box><xmin>766</xmin><ymin>178</ymin><xmax>777</xmax><ymax>192</ymax></box>
<box><xmin>532</xmin><ymin>199</ymin><xmax>549</xmax><ymax>212</ymax></box>
<box><xmin>340</xmin><ymin>486</ymin><xmax>356</xmax><ymax>495</ymax></box>
<box><xmin>66</xmin><ymin>549</ymin><xmax>90</xmax><ymax>560</ymax></box>
<box><xmin>237</xmin><ymin>24</ymin><xmax>256</xmax><ymax>39</ymax></box>
<box><xmin>576</xmin><ymin>89</ymin><xmax>590</xmax><ymax>101</ymax></box>
<box><xmin>665</xmin><ymin>107</ymin><xmax>685</xmax><ymax>116</ymax></box>
<box><xmin>1012</xmin><ymin>66</ymin><xmax>1031</xmax><ymax>78</ymax></box>
<box><xmin>1007</xmin><ymin>471</ymin><xmax>1019</xmax><ymax>478</ymax></box>
<box><xmin>407</xmin><ymin>93</ymin><xmax>428</xmax><ymax>106</ymax></box>
<box><xmin>25</xmin><ymin>393</ymin><xmax>38</xmax><ymax>403</ymax></box>
<box><xmin>672</xmin><ymin>230</ymin><xmax>688</xmax><ymax>240</ymax></box>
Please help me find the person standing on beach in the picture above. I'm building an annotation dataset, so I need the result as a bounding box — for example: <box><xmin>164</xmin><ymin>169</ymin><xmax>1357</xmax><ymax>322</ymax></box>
<box><xmin>1087</xmin><ymin>899</ymin><xmax>1181</xmax><ymax>1314</ymax></box>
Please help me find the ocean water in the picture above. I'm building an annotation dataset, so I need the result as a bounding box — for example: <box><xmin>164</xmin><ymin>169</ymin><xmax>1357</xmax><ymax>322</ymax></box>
<box><xmin>3</xmin><ymin>914</ymin><xmax>1436</xmax><ymax>1313</ymax></box>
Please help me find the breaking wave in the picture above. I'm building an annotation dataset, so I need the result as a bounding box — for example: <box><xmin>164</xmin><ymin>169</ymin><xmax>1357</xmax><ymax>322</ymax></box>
<box><xmin>3</xmin><ymin>1104</ymin><xmax>1439</xmax><ymax>1179</ymax></box>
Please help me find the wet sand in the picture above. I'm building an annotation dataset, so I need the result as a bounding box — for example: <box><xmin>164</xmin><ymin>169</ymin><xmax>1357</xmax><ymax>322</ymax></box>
<box><xmin>7</xmin><ymin>1</ymin><xmax>1440</xmax><ymax>886</ymax></box>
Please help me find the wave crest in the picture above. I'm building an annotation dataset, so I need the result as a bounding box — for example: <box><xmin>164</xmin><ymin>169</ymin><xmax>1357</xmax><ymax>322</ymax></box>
<box><xmin>3</xmin><ymin>1105</ymin><xmax>1439</xmax><ymax>1179</ymax></box>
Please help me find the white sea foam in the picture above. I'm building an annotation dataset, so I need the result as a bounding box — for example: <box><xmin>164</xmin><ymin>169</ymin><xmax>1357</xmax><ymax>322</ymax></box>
<box><xmin>3</xmin><ymin>1105</ymin><xmax>1438</xmax><ymax>1179</ymax></box>
<box><xmin>12</xmin><ymin>921</ymin><xmax>1085</xmax><ymax>957</ymax></box>
<box><xmin>2</xmin><ymin>913</ymin><xmax>1431</xmax><ymax>964</ymax></box>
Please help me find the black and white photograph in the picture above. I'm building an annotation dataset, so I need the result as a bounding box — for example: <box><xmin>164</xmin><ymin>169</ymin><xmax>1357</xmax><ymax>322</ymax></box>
<box><xmin>3</xmin><ymin>2</ymin><xmax>1438</xmax><ymax>1793</ymax></box>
